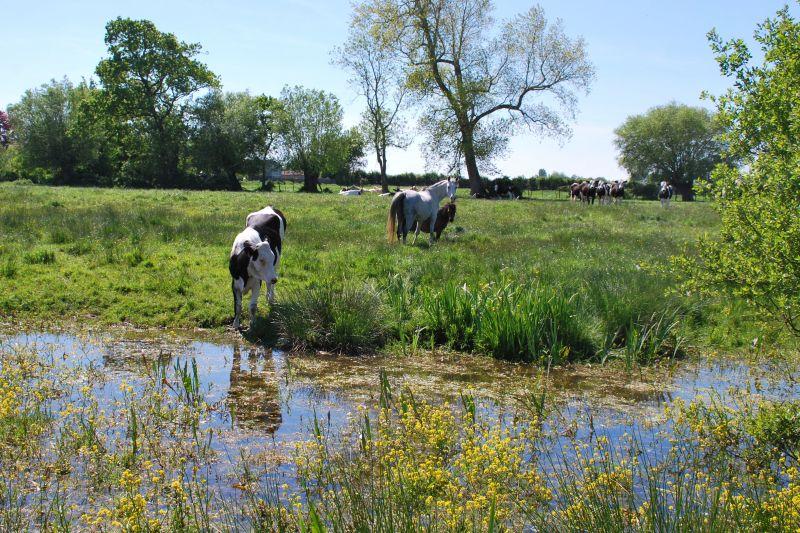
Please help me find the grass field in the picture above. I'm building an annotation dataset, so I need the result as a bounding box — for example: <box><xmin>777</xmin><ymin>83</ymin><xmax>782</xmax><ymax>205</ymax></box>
<box><xmin>0</xmin><ymin>182</ymin><xmax>768</xmax><ymax>359</ymax></box>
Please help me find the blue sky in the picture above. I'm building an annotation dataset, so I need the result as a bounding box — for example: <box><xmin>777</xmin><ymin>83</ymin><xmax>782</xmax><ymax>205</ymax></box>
<box><xmin>2</xmin><ymin>1</ymin><xmax>795</xmax><ymax>178</ymax></box>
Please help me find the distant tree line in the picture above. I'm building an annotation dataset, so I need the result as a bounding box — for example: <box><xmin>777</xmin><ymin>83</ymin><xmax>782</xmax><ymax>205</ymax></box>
<box><xmin>0</xmin><ymin>18</ymin><xmax>363</xmax><ymax>191</ymax></box>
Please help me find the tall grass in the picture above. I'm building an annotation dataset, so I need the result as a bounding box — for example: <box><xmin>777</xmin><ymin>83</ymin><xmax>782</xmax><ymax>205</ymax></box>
<box><xmin>422</xmin><ymin>280</ymin><xmax>595</xmax><ymax>363</ymax></box>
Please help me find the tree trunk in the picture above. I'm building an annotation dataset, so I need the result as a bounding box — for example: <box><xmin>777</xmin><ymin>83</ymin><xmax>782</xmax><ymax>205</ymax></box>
<box><xmin>301</xmin><ymin>171</ymin><xmax>320</xmax><ymax>192</ymax></box>
<box><xmin>226</xmin><ymin>171</ymin><xmax>242</xmax><ymax>191</ymax></box>
<box><xmin>461</xmin><ymin>127</ymin><xmax>482</xmax><ymax>196</ymax></box>
<box><xmin>675</xmin><ymin>182</ymin><xmax>694</xmax><ymax>201</ymax></box>
<box><xmin>380</xmin><ymin>147</ymin><xmax>388</xmax><ymax>193</ymax></box>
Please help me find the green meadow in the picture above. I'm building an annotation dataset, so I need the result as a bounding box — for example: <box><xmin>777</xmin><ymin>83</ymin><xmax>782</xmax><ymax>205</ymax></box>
<box><xmin>0</xmin><ymin>181</ymin><xmax>763</xmax><ymax>361</ymax></box>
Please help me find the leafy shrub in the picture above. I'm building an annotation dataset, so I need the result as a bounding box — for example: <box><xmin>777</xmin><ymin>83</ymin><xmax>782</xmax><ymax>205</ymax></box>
<box><xmin>272</xmin><ymin>282</ymin><xmax>389</xmax><ymax>353</ymax></box>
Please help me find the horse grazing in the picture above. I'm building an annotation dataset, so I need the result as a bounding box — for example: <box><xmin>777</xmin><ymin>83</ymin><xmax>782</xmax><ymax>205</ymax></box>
<box><xmin>659</xmin><ymin>181</ymin><xmax>674</xmax><ymax>208</ymax></box>
<box><xmin>387</xmin><ymin>179</ymin><xmax>458</xmax><ymax>244</ymax></box>
<box><xmin>610</xmin><ymin>181</ymin><xmax>625</xmax><ymax>204</ymax></box>
<box><xmin>230</xmin><ymin>206</ymin><xmax>287</xmax><ymax>329</ymax></box>
<box><xmin>414</xmin><ymin>203</ymin><xmax>456</xmax><ymax>241</ymax></box>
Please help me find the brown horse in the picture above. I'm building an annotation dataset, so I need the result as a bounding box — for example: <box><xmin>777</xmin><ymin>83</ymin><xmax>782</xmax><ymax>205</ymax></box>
<box><xmin>414</xmin><ymin>203</ymin><xmax>456</xmax><ymax>240</ymax></box>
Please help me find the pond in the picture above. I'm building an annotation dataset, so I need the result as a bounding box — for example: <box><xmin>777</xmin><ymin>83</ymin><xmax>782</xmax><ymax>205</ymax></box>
<box><xmin>3</xmin><ymin>329</ymin><xmax>798</xmax><ymax>450</ymax></box>
<box><xmin>1</xmin><ymin>328</ymin><xmax>798</xmax><ymax>528</ymax></box>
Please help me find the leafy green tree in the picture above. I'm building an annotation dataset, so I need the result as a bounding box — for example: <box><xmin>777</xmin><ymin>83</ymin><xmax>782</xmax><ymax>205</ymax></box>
<box><xmin>277</xmin><ymin>86</ymin><xmax>363</xmax><ymax>192</ymax></box>
<box><xmin>8</xmin><ymin>79</ymin><xmax>109</xmax><ymax>184</ymax></box>
<box><xmin>614</xmin><ymin>103</ymin><xmax>724</xmax><ymax>200</ymax></box>
<box><xmin>0</xmin><ymin>110</ymin><xmax>11</xmax><ymax>148</ymax></box>
<box><xmin>95</xmin><ymin>17</ymin><xmax>217</xmax><ymax>187</ymax></box>
<box><xmin>681</xmin><ymin>6</ymin><xmax>800</xmax><ymax>335</ymax></box>
<box><xmin>190</xmin><ymin>91</ymin><xmax>281</xmax><ymax>190</ymax></box>
<box><xmin>354</xmin><ymin>0</ymin><xmax>594</xmax><ymax>196</ymax></box>
<box><xmin>335</xmin><ymin>14</ymin><xmax>408</xmax><ymax>193</ymax></box>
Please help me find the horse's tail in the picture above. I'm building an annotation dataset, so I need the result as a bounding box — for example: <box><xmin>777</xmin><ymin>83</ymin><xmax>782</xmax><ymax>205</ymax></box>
<box><xmin>387</xmin><ymin>192</ymin><xmax>405</xmax><ymax>243</ymax></box>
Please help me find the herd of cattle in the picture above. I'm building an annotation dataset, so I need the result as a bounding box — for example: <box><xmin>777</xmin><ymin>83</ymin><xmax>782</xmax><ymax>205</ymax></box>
<box><xmin>569</xmin><ymin>179</ymin><xmax>676</xmax><ymax>207</ymax></box>
<box><xmin>569</xmin><ymin>179</ymin><xmax>626</xmax><ymax>205</ymax></box>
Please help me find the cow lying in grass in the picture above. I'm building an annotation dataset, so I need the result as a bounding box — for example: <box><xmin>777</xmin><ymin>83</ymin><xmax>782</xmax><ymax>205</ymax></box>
<box><xmin>413</xmin><ymin>203</ymin><xmax>456</xmax><ymax>241</ymax></box>
<box><xmin>229</xmin><ymin>206</ymin><xmax>286</xmax><ymax>329</ymax></box>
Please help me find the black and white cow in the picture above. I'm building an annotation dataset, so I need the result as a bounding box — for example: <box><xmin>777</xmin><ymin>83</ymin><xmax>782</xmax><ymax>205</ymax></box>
<box><xmin>229</xmin><ymin>207</ymin><xmax>287</xmax><ymax>329</ymax></box>
<box><xmin>659</xmin><ymin>181</ymin><xmax>674</xmax><ymax>208</ymax></box>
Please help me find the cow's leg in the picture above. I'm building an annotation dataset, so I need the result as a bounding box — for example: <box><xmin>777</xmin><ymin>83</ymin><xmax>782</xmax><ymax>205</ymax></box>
<box><xmin>249</xmin><ymin>282</ymin><xmax>261</xmax><ymax>326</ymax></box>
<box><xmin>232</xmin><ymin>278</ymin><xmax>244</xmax><ymax>330</ymax></box>
<box><xmin>268</xmin><ymin>280</ymin><xmax>276</xmax><ymax>305</ymax></box>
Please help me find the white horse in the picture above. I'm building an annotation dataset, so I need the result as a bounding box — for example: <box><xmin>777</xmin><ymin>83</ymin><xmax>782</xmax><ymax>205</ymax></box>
<box><xmin>386</xmin><ymin>179</ymin><xmax>458</xmax><ymax>244</ymax></box>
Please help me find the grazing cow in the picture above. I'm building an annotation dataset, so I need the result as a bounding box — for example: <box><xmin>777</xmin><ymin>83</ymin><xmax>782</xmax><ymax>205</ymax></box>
<box><xmin>230</xmin><ymin>207</ymin><xmax>287</xmax><ymax>329</ymax></box>
<box><xmin>339</xmin><ymin>188</ymin><xmax>362</xmax><ymax>196</ymax></box>
<box><xmin>413</xmin><ymin>203</ymin><xmax>457</xmax><ymax>240</ymax></box>
<box><xmin>610</xmin><ymin>181</ymin><xmax>625</xmax><ymax>204</ymax></box>
<box><xmin>570</xmin><ymin>182</ymin><xmax>582</xmax><ymax>202</ymax></box>
<box><xmin>659</xmin><ymin>181</ymin><xmax>674</xmax><ymax>208</ymax></box>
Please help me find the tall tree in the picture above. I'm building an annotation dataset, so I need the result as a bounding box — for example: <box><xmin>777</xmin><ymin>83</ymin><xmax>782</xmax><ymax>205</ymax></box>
<box><xmin>95</xmin><ymin>17</ymin><xmax>217</xmax><ymax>187</ymax></box>
<box><xmin>8</xmin><ymin>79</ymin><xmax>108</xmax><ymax>183</ymax></box>
<box><xmin>680</xmin><ymin>7</ymin><xmax>800</xmax><ymax>335</ymax></box>
<box><xmin>614</xmin><ymin>103</ymin><xmax>724</xmax><ymax>200</ymax></box>
<box><xmin>355</xmin><ymin>0</ymin><xmax>594</xmax><ymax>196</ymax></box>
<box><xmin>0</xmin><ymin>110</ymin><xmax>11</xmax><ymax>148</ymax></box>
<box><xmin>277</xmin><ymin>86</ymin><xmax>363</xmax><ymax>192</ymax></box>
<box><xmin>190</xmin><ymin>91</ymin><xmax>281</xmax><ymax>190</ymax></box>
<box><xmin>334</xmin><ymin>15</ymin><xmax>408</xmax><ymax>193</ymax></box>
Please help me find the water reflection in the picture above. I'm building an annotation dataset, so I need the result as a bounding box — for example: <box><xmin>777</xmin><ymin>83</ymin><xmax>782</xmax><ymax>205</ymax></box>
<box><xmin>1</xmin><ymin>329</ymin><xmax>798</xmax><ymax>448</ymax></box>
<box><xmin>227</xmin><ymin>345</ymin><xmax>282</xmax><ymax>434</ymax></box>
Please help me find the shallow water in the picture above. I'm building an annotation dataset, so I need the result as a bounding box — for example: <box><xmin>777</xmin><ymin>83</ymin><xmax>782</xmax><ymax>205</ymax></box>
<box><xmin>1</xmin><ymin>329</ymin><xmax>798</xmax><ymax>490</ymax></box>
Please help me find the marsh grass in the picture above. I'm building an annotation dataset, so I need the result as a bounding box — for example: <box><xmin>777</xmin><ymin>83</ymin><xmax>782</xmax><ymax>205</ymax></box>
<box><xmin>422</xmin><ymin>280</ymin><xmax>594</xmax><ymax>363</ymax></box>
<box><xmin>23</xmin><ymin>249</ymin><xmax>55</xmax><ymax>265</ymax></box>
<box><xmin>621</xmin><ymin>308</ymin><xmax>685</xmax><ymax>368</ymax></box>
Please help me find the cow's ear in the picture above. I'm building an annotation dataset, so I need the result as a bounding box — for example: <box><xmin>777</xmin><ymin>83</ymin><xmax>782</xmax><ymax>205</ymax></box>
<box><xmin>244</xmin><ymin>243</ymin><xmax>257</xmax><ymax>259</ymax></box>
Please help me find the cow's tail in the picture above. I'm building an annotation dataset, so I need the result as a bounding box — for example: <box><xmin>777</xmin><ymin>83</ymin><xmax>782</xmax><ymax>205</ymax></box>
<box><xmin>387</xmin><ymin>192</ymin><xmax>405</xmax><ymax>243</ymax></box>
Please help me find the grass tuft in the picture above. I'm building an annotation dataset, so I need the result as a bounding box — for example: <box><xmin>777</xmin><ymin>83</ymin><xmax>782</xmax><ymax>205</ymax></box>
<box><xmin>273</xmin><ymin>281</ymin><xmax>389</xmax><ymax>353</ymax></box>
<box><xmin>24</xmin><ymin>249</ymin><xmax>56</xmax><ymax>265</ymax></box>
